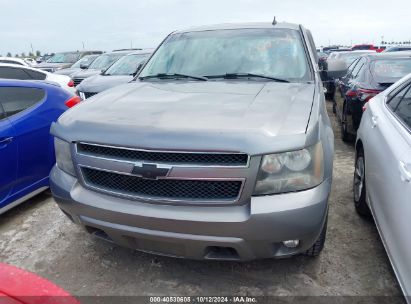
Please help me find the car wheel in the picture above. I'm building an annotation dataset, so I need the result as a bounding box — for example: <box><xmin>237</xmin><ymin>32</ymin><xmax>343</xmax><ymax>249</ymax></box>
<box><xmin>341</xmin><ymin>103</ymin><xmax>352</xmax><ymax>142</ymax></box>
<box><xmin>325</xmin><ymin>92</ymin><xmax>333</xmax><ymax>101</ymax></box>
<box><xmin>304</xmin><ymin>215</ymin><xmax>327</xmax><ymax>257</ymax></box>
<box><xmin>353</xmin><ymin>148</ymin><xmax>371</xmax><ymax>217</ymax></box>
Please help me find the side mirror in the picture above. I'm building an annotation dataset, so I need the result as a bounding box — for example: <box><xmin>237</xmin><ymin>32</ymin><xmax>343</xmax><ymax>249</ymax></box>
<box><xmin>80</xmin><ymin>63</ymin><xmax>88</xmax><ymax>70</ymax></box>
<box><xmin>327</xmin><ymin>59</ymin><xmax>348</xmax><ymax>79</ymax></box>
<box><xmin>132</xmin><ymin>62</ymin><xmax>145</xmax><ymax>77</ymax></box>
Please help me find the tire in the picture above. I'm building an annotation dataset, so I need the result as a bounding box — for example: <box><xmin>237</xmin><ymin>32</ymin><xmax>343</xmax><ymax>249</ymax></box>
<box><xmin>341</xmin><ymin>103</ymin><xmax>353</xmax><ymax>142</ymax></box>
<box><xmin>353</xmin><ymin>148</ymin><xmax>371</xmax><ymax>217</ymax></box>
<box><xmin>325</xmin><ymin>92</ymin><xmax>333</xmax><ymax>101</ymax></box>
<box><xmin>304</xmin><ymin>216</ymin><xmax>327</xmax><ymax>257</ymax></box>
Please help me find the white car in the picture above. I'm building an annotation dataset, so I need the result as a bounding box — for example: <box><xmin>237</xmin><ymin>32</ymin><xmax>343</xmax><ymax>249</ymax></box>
<box><xmin>0</xmin><ymin>57</ymin><xmax>31</xmax><ymax>66</ymax></box>
<box><xmin>355</xmin><ymin>73</ymin><xmax>411</xmax><ymax>297</ymax></box>
<box><xmin>0</xmin><ymin>63</ymin><xmax>75</xmax><ymax>94</ymax></box>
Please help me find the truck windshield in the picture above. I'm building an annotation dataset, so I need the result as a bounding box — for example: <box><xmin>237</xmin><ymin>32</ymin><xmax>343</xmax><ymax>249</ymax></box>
<box><xmin>140</xmin><ymin>28</ymin><xmax>312</xmax><ymax>82</ymax></box>
<box><xmin>104</xmin><ymin>54</ymin><xmax>150</xmax><ymax>76</ymax></box>
<box><xmin>47</xmin><ymin>52</ymin><xmax>82</xmax><ymax>63</ymax></box>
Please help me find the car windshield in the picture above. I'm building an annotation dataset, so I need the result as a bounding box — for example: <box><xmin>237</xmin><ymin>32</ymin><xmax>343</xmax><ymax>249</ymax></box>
<box><xmin>140</xmin><ymin>28</ymin><xmax>311</xmax><ymax>82</ymax></box>
<box><xmin>104</xmin><ymin>53</ymin><xmax>150</xmax><ymax>76</ymax></box>
<box><xmin>47</xmin><ymin>52</ymin><xmax>82</xmax><ymax>63</ymax></box>
<box><xmin>372</xmin><ymin>59</ymin><xmax>411</xmax><ymax>81</ymax></box>
<box><xmin>88</xmin><ymin>53</ymin><xmax>125</xmax><ymax>70</ymax></box>
<box><xmin>71</xmin><ymin>55</ymin><xmax>98</xmax><ymax>68</ymax></box>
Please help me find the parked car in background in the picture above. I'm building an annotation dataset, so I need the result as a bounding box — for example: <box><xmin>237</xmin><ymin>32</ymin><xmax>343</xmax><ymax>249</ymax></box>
<box><xmin>0</xmin><ymin>79</ymin><xmax>80</xmax><ymax>214</ymax></box>
<box><xmin>36</xmin><ymin>51</ymin><xmax>102</xmax><ymax>73</ymax></box>
<box><xmin>35</xmin><ymin>54</ymin><xmax>54</xmax><ymax>64</ymax></box>
<box><xmin>71</xmin><ymin>50</ymin><xmax>136</xmax><ymax>87</ymax></box>
<box><xmin>76</xmin><ymin>50</ymin><xmax>153</xmax><ymax>99</ymax></box>
<box><xmin>317</xmin><ymin>51</ymin><xmax>328</xmax><ymax>71</ymax></box>
<box><xmin>54</xmin><ymin>55</ymin><xmax>100</xmax><ymax>77</ymax></box>
<box><xmin>351</xmin><ymin>44</ymin><xmax>377</xmax><ymax>51</ymax></box>
<box><xmin>384</xmin><ymin>45</ymin><xmax>411</xmax><ymax>53</ymax></box>
<box><xmin>0</xmin><ymin>63</ymin><xmax>76</xmax><ymax>94</ymax></box>
<box><xmin>335</xmin><ymin>52</ymin><xmax>411</xmax><ymax>141</ymax></box>
<box><xmin>324</xmin><ymin>51</ymin><xmax>376</xmax><ymax>100</ymax></box>
<box><xmin>354</xmin><ymin>73</ymin><xmax>411</xmax><ymax>297</ymax></box>
<box><xmin>50</xmin><ymin>21</ymin><xmax>337</xmax><ymax>261</ymax></box>
<box><xmin>0</xmin><ymin>57</ymin><xmax>31</xmax><ymax>67</ymax></box>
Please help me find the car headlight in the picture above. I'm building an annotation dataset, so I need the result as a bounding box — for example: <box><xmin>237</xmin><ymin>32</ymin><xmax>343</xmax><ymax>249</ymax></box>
<box><xmin>253</xmin><ymin>142</ymin><xmax>324</xmax><ymax>195</ymax></box>
<box><xmin>54</xmin><ymin>138</ymin><xmax>75</xmax><ymax>176</ymax></box>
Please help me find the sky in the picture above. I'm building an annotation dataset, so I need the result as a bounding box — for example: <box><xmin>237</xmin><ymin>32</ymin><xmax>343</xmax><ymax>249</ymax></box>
<box><xmin>1</xmin><ymin>0</ymin><xmax>411</xmax><ymax>56</ymax></box>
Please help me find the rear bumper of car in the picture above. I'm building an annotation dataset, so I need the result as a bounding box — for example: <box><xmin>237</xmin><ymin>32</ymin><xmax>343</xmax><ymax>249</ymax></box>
<box><xmin>50</xmin><ymin>166</ymin><xmax>330</xmax><ymax>261</ymax></box>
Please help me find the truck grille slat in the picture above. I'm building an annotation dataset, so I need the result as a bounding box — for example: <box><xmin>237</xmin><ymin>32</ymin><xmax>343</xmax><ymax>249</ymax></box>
<box><xmin>73</xmin><ymin>78</ymin><xmax>84</xmax><ymax>86</ymax></box>
<box><xmin>81</xmin><ymin>167</ymin><xmax>242</xmax><ymax>201</ymax></box>
<box><xmin>77</xmin><ymin>143</ymin><xmax>249</xmax><ymax>167</ymax></box>
<box><xmin>84</xmin><ymin>92</ymin><xmax>98</xmax><ymax>99</ymax></box>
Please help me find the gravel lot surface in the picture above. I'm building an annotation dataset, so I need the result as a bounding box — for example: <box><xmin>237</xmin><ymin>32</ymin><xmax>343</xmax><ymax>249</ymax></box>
<box><xmin>0</xmin><ymin>102</ymin><xmax>404</xmax><ymax>302</ymax></box>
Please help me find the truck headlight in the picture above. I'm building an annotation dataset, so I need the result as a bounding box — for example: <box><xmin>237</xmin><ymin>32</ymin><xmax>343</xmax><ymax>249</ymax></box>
<box><xmin>253</xmin><ymin>142</ymin><xmax>324</xmax><ymax>195</ymax></box>
<box><xmin>54</xmin><ymin>138</ymin><xmax>75</xmax><ymax>176</ymax></box>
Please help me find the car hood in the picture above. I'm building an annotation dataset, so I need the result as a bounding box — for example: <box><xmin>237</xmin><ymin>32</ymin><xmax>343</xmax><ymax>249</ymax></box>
<box><xmin>54</xmin><ymin>68</ymin><xmax>81</xmax><ymax>77</ymax></box>
<box><xmin>36</xmin><ymin>62</ymin><xmax>72</xmax><ymax>69</ymax></box>
<box><xmin>77</xmin><ymin>75</ymin><xmax>133</xmax><ymax>93</ymax></box>
<box><xmin>53</xmin><ymin>81</ymin><xmax>315</xmax><ymax>155</ymax></box>
<box><xmin>72</xmin><ymin>69</ymin><xmax>102</xmax><ymax>79</ymax></box>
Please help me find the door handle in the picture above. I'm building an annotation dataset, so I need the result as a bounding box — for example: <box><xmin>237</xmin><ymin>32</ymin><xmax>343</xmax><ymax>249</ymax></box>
<box><xmin>371</xmin><ymin>116</ymin><xmax>378</xmax><ymax>128</ymax></box>
<box><xmin>0</xmin><ymin>137</ymin><xmax>13</xmax><ymax>144</ymax></box>
<box><xmin>399</xmin><ymin>162</ymin><xmax>411</xmax><ymax>183</ymax></box>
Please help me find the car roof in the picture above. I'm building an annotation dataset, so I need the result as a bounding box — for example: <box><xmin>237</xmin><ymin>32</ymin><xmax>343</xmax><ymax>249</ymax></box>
<box><xmin>0</xmin><ymin>63</ymin><xmax>48</xmax><ymax>73</ymax></box>
<box><xmin>174</xmin><ymin>22</ymin><xmax>301</xmax><ymax>33</ymax></box>
<box><xmin>127</xmin><ymin>49</ymin><xmax>155</xmax><ymax>55</ymax></box>
<box><xmin>0</xmin><ymin>78</ymin><xmax>61</xmax><ymax>89</ymax></box>
<box><xmin>361</xmin><ymin>51</ymin><xmax>411</xmax><ymax>61</ymax></box>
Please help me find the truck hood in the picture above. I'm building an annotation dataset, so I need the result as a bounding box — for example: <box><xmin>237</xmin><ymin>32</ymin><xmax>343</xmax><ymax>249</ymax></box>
<box><xmin>72</xmin><ymin>69</ymin><xmax>102</xmax><ymax>79</ymax></box>
<box><xmin>54</xmin><ymin>68</ymin><xmax>81</xmax><ymax>77</ymax></box>
<box><xmin>77</xmin><ymin>75</ymin><xmax>133</xmax><ymax>93</ymax></box>
<box><xmin>35</xmin><ymin>62</ymin><xmax>72</xmax><ymax>69</ymax></box>
<box><xmin>54</xmin><ymin>81</ymin><xmax>315</xmax><ymax>155</ymax></box>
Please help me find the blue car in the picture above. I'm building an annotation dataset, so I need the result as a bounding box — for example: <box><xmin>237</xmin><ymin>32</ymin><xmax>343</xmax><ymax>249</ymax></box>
<box><xmin>0</xmin><ymin>79</ymin><xmax>80</xmax><ymax>214</ymax></box>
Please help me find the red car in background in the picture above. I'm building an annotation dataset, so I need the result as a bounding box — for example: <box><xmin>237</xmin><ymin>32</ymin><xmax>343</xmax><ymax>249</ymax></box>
<box><xmin>351</xmin><ymin>44</ymin><xmax>386</xmax><ymax>52</ymax></box>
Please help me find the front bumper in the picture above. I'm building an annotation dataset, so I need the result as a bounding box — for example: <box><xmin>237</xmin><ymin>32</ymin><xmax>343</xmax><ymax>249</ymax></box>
<box><xmin>50</xmin><ymin>166</ymin><xmax>330</xmax><ymax>261</ymax></box>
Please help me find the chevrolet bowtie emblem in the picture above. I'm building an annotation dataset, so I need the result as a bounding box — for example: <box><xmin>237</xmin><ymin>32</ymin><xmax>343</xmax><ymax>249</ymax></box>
<box><xmin>131</xmin><ymin>163</ymin><xmax>171</xmax><ymax>180</ymax></box>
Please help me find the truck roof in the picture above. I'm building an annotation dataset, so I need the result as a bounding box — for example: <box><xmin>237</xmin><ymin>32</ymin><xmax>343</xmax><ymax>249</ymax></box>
<box><xmin>175</xmin><ymin>22</ymin><xmax>302</xmax><ymax>34</ymax></box>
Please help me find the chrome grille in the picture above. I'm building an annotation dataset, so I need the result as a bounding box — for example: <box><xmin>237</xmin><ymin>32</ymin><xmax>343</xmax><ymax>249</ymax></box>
<box><xmin>81</xmin><ymin>167</ymin><xmax>243</xmax><ymax>201</ymax></box>
<box><xmin>73</xmin><ymin>78</ymin><xmax>84</xmax><ymax>86</ymax></box>
<box><xmin>77</xmin><ymin>143</ymin><xmax>249</xmax><ymax>167</ymax></box>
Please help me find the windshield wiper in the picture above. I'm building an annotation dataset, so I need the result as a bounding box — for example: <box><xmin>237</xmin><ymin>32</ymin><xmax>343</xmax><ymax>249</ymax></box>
<box><xmin>139</xmin><ymin>73</ymin><xmax>208</xmax><ymax>81</ymax></box>
<box><xmin>204</xmin><ymin>73</ymin><xmax>290</xmax><ymax>83</ymax></box>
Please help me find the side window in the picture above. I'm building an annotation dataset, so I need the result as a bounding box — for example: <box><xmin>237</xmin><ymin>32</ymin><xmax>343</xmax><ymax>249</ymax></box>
<box><xmin>387</xmin><ymin>83</ymin><xmax>411</xmax><ymax>111</ymax></box>
<box><xmin>395</xmin><ymin>85</ymin><xmax>411</xmax><ymax>129</ymax></box>
<box><xmin>0</xmin><ymin>87</ymin><xmax>46</xmax><ymax>118</ymax></box>
<box><xmin>351</xmin><ymin>58</ymin><xmax>366</xmax><ymax>78</ymax></box>
<box><xmin>24</xmin><ymin>69</ymin><xmax>47</xmax><ymax>80</ymax></box>
<box><xmin>0</xmin><ymin>67</ymin><xmax>32</xmax><ymax>80</ymax></box>
<box><xmin>0</xmin><ymin>102</ymin><xmax>5</xmax><ymax>120</ymax></box>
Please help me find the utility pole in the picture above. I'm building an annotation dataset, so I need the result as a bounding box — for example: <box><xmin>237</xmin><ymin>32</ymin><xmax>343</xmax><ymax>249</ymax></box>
<box><xmin>30</xmin><ymin>43</ymin><xmax>34</xmax><ymax>55</ymax></box>
<box><xmin>82</xmin><ymin>41</ymin><xmax>85</xmax><ymax>50</ymax></box>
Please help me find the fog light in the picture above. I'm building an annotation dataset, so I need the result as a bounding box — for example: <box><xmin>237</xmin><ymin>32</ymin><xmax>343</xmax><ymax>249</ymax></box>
<box><xmin>283</xmin><ymin>240</ymin><xmax>300</xmax><ymax>248</ymax></box>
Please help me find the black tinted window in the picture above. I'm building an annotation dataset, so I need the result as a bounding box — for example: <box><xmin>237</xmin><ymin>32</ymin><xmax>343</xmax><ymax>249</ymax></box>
<box><xmin>0</xmin><ymin>87</ymin><xmax>46</xmax><ymax>117</ymax></box>
<box><xmin>395</xmin><ymin>85</ymin><xmax>411</xmax><ymax>129</ymax></box>
<box><xmin>24</xmin><ymin>69</ymin><xmax>47</xmax><ymax>80</ymax></box>
<box><xmin>0</xmin><ymin>67</ymin><xmax>32</xmax><ymax>80</ymax></box>
<box><xmin>388</xmin><ymin>83</ymin><xmax>411</xmax><ymax>110</ymax></box>
<box><xmin>350</xmin><ymin>58</ymin><xmax>365</xmax><ymax>78</ymax></box>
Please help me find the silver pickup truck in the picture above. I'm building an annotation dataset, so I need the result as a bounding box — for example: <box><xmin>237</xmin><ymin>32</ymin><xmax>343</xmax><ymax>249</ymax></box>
<box><xmin>50</xmin><ymin>21</ymin><xmax>337</xmax><ymax>261</ymax></box>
